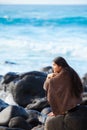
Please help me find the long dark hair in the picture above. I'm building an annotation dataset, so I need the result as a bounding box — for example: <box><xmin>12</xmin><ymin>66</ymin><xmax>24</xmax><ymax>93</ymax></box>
<box><xmin>53</xmin><ymin>56</ymin><xmax>83</xmax><ymax>97</ymax></box>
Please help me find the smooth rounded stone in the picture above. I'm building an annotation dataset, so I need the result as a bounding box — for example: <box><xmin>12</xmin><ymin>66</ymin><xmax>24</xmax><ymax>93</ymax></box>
<box><xmin>26</xmin><ymin>97</ymin><xmax>49</xmax><ymax>112</ymax></box>
<box><xmin>0</xmin><ymin>105</ymin><xmax>28</xmax><ymax>126</ymax></box>
<box><xmin>10</xmin><ymin>72</ymin><xmax>46</xmax><ymax>107</ymax></box>
<box><xmin>31</xmin><ymin>125</ymin><xmax>44</xmax><ymax>130</ymax></box>
<box><xmin>29</xmin><ymin>118</ymin><xmax>42</xmax><ymax>128</ymax></box>
<box><xmin>0</xmin><ymin>126</ymin><xmax>24</xmax><ymax>130</ymax></box>
<box><xmin>64</xmin><ymin>105</ymin><xmax>87</xmax><ymax>130</ymax></box>
<box><xmin>40</xmin><ymin>66</ymin><xmax>53</xmax><ymax>74</ymax></box>
<box><xmin>9</xmin><ymin>116</ymin><xmax>32</xmax><ymax>130</ymax></box>
<box><xmin>26</xmin><ymin>109</ymin><xmax>46</xmax><ymax>124</ymax></box>
<box><xmin>19</xmin><ymin>71</ymin><xmax>47</xmax><ymax>79</ymax></box>
<box><xmin>25</xmin><ymin>109</ymin><xmax>42</xmax><ymax>128</ymax></box>
<box><xmin>2</xmin><ymin>72</ymin><xmax>19</xmax><ymax>84</ymax></box>
<box><xmin>0</xmin><ymin>99</ymin><xmax>9</xmax><ymax>112</ymax></box>
<box><xmin>41</xmin><ymin>107</ymin><xmax>52</xmax><ymax>115</ymax></box>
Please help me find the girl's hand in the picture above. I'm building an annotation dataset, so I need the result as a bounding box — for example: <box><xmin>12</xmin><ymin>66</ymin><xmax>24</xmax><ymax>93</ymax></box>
<box><xmin>47</xmin><ymin>73</ymin><xmax>54</xmax><ymax>79</ymax></box>
<box><xmin>47</xmin><ymin>73</ymin><xmax>57</xmax><ymax>79</ymax></box>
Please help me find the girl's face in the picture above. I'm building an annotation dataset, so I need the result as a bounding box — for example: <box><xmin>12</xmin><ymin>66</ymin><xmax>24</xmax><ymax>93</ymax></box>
<box><xmin>52</xmin><ymin>62</ymin><xmax>62</xmax><ymax>73</ymax></box>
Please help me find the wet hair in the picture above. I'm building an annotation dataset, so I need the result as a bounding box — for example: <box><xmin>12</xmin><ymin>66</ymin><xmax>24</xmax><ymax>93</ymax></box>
<box><xmin>53</xmin><ymin>56</ymin><xmax>83</xmax><ymax>97</ymax></box>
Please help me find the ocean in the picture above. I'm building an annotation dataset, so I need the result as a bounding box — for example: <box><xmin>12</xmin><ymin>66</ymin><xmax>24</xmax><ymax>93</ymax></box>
<box><xmin>0</xmin><ymin>4</ymin><xmax>87</xmax><ymax>78</ymax></box>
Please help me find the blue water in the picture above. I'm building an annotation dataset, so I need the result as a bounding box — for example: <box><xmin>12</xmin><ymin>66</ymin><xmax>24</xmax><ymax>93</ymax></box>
<box><xmin>0</xmin><ymin>5</ymin><xmax>87</xmax><ymax>77</ymax></box>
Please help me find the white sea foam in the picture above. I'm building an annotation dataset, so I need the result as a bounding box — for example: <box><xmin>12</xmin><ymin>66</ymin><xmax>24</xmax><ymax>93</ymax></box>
<box><xmin>0</xmin><ymin>35</ymin><xmax>87</xmax><ymax>77</ymax></box>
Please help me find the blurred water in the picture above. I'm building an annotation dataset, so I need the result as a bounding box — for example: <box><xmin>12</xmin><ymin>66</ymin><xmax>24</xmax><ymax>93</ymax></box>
<box><xmin>0</xmin><ymin>5</ymin><xmax>87</xmax><ymax>77</ymax></box>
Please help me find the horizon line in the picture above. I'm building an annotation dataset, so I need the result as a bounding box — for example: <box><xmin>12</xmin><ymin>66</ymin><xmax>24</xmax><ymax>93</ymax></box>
<box><xmin>0</xmin><ymin>3</ymin><xmax>87</xmax><ymax>5</ymax></box>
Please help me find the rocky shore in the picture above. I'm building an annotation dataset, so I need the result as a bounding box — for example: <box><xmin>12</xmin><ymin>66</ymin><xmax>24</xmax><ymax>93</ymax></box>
<box><xmin>0</xmin><ymin>66</ymin><xmax>87</xmax><ymax>130</ymax></box>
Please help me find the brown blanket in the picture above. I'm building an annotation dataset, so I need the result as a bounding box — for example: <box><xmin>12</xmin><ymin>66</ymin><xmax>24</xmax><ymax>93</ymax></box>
<box><xmin>43</xmin><ymin>68</ymin><xmax>82</xmax><ymax>116</ymax></box>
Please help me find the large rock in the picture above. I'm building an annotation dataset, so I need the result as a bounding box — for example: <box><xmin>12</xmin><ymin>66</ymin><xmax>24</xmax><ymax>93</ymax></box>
<box><xmin>9</xmin><ymin>116</ymin><xmax>32</xmax><ymax>130</ymax></box>
<box><xmin>43</xmin><ymin>105</ymin><xmax>87</xmax><ymax>130</ymax></box>
<box><xmin>41</xmin><ymin>107</ymin><xmax>52</xmax><ymax>115</ymax></box>
<box><xmin>1</xmin><ymin>72</ymin><xmax>19</xmax><ymax>92</ymax></box>
<box><xmin>31</xmin><ymin>125</ymin><xmax>44</xmax><ymax>130</ymax></box>
<box><xmin>64</xmin><ymin>105</ymin><xmax>87</xmax><ymax>130</ymax></box>
<box><xmin>26</xmin><ymin>97</ymin><xmax>49</xmax><ymax>112</ymax></box>
<box><xmin>40</xmin><ymin>66</ymin><xmax>53</xmax><ymax>74</ymax></box>
<box><xmin>26</xmin><ymin>109</ymin><xmax>46</xmax><ymax>125</ymax></box>
<box><xmin>0</xmin><ymin>105</ymin><xmax>28</xmax><ymax>126</ymax></box>
<box><xmin>10</xmin><ymin>71</ymin><xmax>46</xmax><ymax>107</ymax></box>
<box><xmin>19</xmin><ymin>71</ymin><xmax>47</xmax><ymax>80</ymax></box>
<box><xmin>0</xmin><ymin>126</ymin><xmax>24</xmax><ymax>130</ymax></box>
<box><xmin>2</xmin><ymin>72</ymin><xmax>19</xmax><ymax>84</ymax></box>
